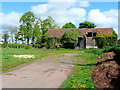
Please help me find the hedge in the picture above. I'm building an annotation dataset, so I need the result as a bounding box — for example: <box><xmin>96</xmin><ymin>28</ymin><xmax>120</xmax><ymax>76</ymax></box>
<box><xmin>1</xmin><ymin>44</ymin><xmax>33</xmax><ymax>49</ymax></box>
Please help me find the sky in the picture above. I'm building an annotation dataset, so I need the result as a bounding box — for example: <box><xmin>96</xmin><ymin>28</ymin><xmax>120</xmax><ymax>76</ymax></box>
<box><xmin>0</xmin><ymin>0</ymin><xmax>119</xmax><ymax>39</ymax></box>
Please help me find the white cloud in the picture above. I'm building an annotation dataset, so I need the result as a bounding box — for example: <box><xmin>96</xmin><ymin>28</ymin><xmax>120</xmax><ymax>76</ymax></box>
<box><xmin>31</xmin><ymin>4</ymin><xmax>48</xmax><ymax>15</ymax></box>
<box><xmin>0</xmin><ymin>11</ymin><xmax>22</xmax><ymax>30</ymax></box>
<box><xmin>31</xmin><ymin>0</ymin><xmax>87</xmax><ymax>26</ymax></box>
<box><xmin>88</xmin><ymin>9</ymin><xmax>118</xmax><ymax>33</ymax></box>
<box><xmin>78</xmin><ymin>1</ymin><xmax>90</xmax><ymax>7</ymax></box>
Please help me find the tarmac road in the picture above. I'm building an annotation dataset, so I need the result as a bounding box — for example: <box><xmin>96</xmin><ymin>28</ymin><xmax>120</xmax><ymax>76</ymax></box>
<box><xmin>2</xmin><ymin>54</ymin><xmax>75</xmax><ymax>88</ymax></box>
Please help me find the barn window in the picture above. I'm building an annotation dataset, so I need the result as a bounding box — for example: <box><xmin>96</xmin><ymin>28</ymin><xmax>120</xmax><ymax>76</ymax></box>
<box><xmin>93</xmin><ymin>32</ymin><xmax>97</xmax><ymax>37</ymax></box>
<box><xmin>86</xmin><ymin>32</ymin><xmax>97</xmax><ymax>37</ymax></box>
<box><xmin>86</xmin><ymin>32</ymin><xmax>92</xmax><ymax>37</ymax></box>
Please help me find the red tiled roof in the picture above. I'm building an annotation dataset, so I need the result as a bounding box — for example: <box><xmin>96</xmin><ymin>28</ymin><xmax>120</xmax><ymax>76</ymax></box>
<box><xmin>48</xmin><ymin>28</ymin><xmax>114</xmax><ymax>37</ymax></box>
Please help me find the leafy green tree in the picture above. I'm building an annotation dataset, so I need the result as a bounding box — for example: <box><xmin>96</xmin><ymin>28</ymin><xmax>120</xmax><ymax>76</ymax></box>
<box><xmin>62</xmin><ymin>22</ymin><xmax>76</xmax><ymax>28</ymax></box>
<box><xmin>61</xmin><ymin>30</ymin><xmax>80</xmax><ymax>49</ymax></box>
<box><xmin>32</xmin><ymin>18</ymin><xmax>42</xmax><ymax>45</ymax></box>
<box><xmin>41</xmin><ymin>31</ymin><xmax>50</xmax><ymax>47</ymax></box>
<box><xmin>14</xmin><ymin>33</ymin><xmax>19</xmax><ymax>44</ymax></box>
<box><xmin>41</xmin><ymin>16</ymin><xmax>59</xmax><ymax>47</ymax></box>
<box><xmin>2</xmin><ymin>31</ymin><xmax>9</xmax><ymax>48</ymax></box>
<box><xmin>41</xmin><ymin>16</ymin><xmax>59</xmax><ymax>35</ymax></box>
<box><xmin>18</xmin><ymin>32</ymin><xmax>25</xmax><ymax>44</ymax></box>
<box><xmin>19</xmin><ymin>12</ymin><xmax>35</xmax><ymax>45</ymax></box>
<box><xmin>2</xmin><ymin>32</ymin><xmax>9</xmax><ymax>43</ymax></box>
<box><xmin>79</xmin><ymin>21</ymin><xmax>96</xmax><ymax>28</ymax></box>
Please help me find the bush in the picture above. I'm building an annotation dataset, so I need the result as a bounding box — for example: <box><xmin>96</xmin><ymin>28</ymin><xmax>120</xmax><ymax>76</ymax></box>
<box><xmin>1</xmin><ymin>44</ymin><xmax>33</xmax><ymax>49</ymax></box>
<box><xmin>103</xmin><ymin>46</ymin><xmax>120</xmax><ymax>54</ymax></box>
<box><xmin>24</xmin><ymin>45</ymin><xmax>33</xmax><ymax>49</ymax></box>
<box><xmin>1</xmin><ymin>42</ymin><xmax>8</xmax><ymax>48</ymax></box>
<box><xmin>95</xmin><ymin>31</ymin><xmax>118</xmax><ymax>48</ymax></box>
<box><xmin>34</xmin><ymin>44</ymin><xmax>41</xmax><ymax>48</ymax></box>
<box><xmin>61</xmin><ymin>30</ymin><xmax>80</xmax><ymax>49</ymax></box>
<box><xmin>46</xmin><ymin>38</ymin><xmax>62</xmax><ymax>49</ymax></box>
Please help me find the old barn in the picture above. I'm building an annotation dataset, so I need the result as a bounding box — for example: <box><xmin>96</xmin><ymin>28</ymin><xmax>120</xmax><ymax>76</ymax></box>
<box><xmin>48</xmin><ymin>28</ymin><xmax>114</xmax><ymax>49</ymax></box>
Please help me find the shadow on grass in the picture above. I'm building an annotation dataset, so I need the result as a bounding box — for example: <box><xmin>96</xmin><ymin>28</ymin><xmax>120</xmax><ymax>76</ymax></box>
<box><xmin>74</xmin><ymin>63</ymin><xmax>96</xmax><ymax>66</ymax></box>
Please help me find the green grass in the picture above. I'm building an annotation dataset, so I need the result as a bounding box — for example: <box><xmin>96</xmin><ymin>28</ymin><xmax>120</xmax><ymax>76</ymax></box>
<box><xmin>61</xmin><ymin>48</ymin><xmax>103</xmax><ymax>88</ymax></box>
<box><xmin>1</xmin><ymin>48</ymin><xmax>79</xmax><ymax>72</ymax></box>
<box><xmin>1</xmin><ymin>48</ymin><xmax>103</xmax><ymax>88</ymax></box>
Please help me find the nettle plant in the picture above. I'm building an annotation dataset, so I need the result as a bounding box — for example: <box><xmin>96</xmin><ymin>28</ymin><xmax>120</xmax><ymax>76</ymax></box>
<box><xmin>95</xmin><ymin>31</ymin><xmax>118</xmax><ymax>48</ymax></box>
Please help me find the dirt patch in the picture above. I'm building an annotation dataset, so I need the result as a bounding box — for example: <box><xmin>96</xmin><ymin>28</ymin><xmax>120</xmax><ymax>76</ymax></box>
<box><xmin>13</xmin><ymin>55</ymin><xmax>35</xmax><ymax>58</ymax></box>
<box><xmin>6</xmin><ymin>73</ymin><xmax>17</xmax><ymax>76</ymax></box>
<box><xmin>92</xmin><ymin>52</ymin><xmax>120</xmax><ymax>88</ymax></box>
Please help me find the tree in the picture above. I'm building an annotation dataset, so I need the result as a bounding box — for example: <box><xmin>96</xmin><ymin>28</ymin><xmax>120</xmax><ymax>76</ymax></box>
<box><xmin>19</xmin><ymin>12</ymin><xmax>35</xmax><ymax>45</ymax></box>
<box><xmin>41</xmin><ymin>16</ymin><xmax>59</xmax><ymax>47</ymax></box>
<box><xmin>2</xmin><ymin>31</ymin><xmax>9</xmax><ymax>48</ymax></box>
<box><xmin>62</xmin><ymin>22</ymin><xmax>76</xmax><ymax>28</ymax></box>
<box><xmin>14</xmin><ymin>32</ymin><xmax>24</xmax><ymax>44</ymax></box>
<box><xmin>61</xmin><ymin>30</ymin><xmax>80</xmax><ymax>49</ymax></box>
<box><xmin>9</xmin><ymin>27</ymin><xmax>18</xmax><ymax>44</ymax></box>
<box><xmin>41</xmin><ymin>31</ymin><xmax>50</xmax><ymax>47</ymax></box>
<box><xmin>2</xmin><ymin>31</ymin><xmax>9</xmax><ymax>43</ymax></box>
<box><xmin>32</xmin><ymin>18</ymin><xmax>42</xmax><ymax>45</ymax></box>
<box><xmin>41</xmin><ymin>16</ymin><xmax>59</xmax><ymax>35</ymax></box>
<box><xmin>18</xmin><ymin>32</ymin><xmax>25</xmax><ymax>44</ymax></box>
<box><xmin>14</xmin><ymin>33</ymin><xmax>19</xmax><ymax>44</ymax></box>
<box><xmin>79</xmin><ymin>21</ymin><xmax>96</xmax><ymax>28</ymax></box>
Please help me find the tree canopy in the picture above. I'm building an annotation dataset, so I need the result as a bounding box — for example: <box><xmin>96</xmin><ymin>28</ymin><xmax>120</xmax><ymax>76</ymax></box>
<box><xmin>79</xmin><ymin>21</ymin><xmax>96</xmax><ymax>28</ymax></box>
<box><xmin>62</xmin><ymin>22</ymin><xmax>76</xmax><ymax>28</ymax></box>
<box><xmin>41</xmin><ymin>16</ymin><xmax>59</xmax><ymax>35</ymax></box>
<box><xmin>32</xmin><ymin>18</ymin><xmax>42</xmax><ymax>45</ymax></box>
<box><xmin>19</xmin><ymin>11</ymin><xmax>35</xmax><ymax>45</ymax></box>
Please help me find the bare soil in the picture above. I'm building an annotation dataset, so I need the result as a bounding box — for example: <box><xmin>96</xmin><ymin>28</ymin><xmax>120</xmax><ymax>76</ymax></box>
<box><xmin>92</xmin><ymin>52</ymin><xmax>120</xmax><ymax>88</ymax></box>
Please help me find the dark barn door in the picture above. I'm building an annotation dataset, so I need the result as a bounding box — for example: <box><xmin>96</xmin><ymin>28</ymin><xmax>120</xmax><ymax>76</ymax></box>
<box><xmin>78</xmin><ymin>37</ymin><xmax>86</xmax><ymax>49</ymax></box>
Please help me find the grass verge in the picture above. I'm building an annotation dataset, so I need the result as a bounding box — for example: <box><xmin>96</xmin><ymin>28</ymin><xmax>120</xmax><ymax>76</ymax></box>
<box><xmin>61</xmin><ymin>48</ymin><xmax>103</xmax><ymax>88</ymax></box>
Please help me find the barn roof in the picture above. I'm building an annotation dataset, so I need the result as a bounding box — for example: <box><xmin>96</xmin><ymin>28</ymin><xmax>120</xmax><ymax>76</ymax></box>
<box><xmin>48</xmin><ymin>28</ymin><xmax>114</xmax><ymax>37</ymax></box>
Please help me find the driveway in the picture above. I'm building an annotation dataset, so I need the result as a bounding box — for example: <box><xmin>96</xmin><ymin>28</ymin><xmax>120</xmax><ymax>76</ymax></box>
<box><xmin>2</xmin><ymin>53</ymin><xmax>77</xmax><ymax>88</ymax></box>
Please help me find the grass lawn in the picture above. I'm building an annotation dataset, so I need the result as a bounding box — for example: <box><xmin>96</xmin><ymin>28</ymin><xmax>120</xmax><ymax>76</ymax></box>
<box><xmin>1</xmin><ymin>48</ymin><xmax>78</xmax><ymax>72</ymax></box>
<box><xmin>1</xmin><ymin>48</ymin><xmax>103</xmax><ymax>88</ymax></box>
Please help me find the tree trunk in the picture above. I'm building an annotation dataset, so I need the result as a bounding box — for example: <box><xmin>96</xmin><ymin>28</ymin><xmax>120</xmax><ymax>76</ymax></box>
<box><xmin>27</xmin><ymin>38</ymin><xmax>29</xmax><ymax>45</ymax></box>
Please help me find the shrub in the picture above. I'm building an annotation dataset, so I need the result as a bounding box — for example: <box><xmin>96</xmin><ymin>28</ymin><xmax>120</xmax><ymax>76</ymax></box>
<box><xmin>95</xmin><ymin>31</ymin><xmax>118</xmax><ymax>48</ymax></box>
<box><xmin>61</xmin><ymin>30</ymin><xmax>80</xmax><ymax>49</ymax></box>
<box><xmin>24</xmin><ymin>45</ymin><xmax>33</xmax><ymax>49</ymax></box>
<box><xmin>103</xmin><ymin>46</ymin><xmax>120</xmax><ymax>54</ymax></box>
<box><xmin>46</xmin><ymin>38</ymin><xmax>56</xmax><ymax>49</ymax></box>
<box><xmin>46</xmin><ymin>38</ymin><xmax>62</xmax><ymax>49</ymax></box>
<box><xmin>34</xmin><ymin>44</ymin><xmax>41</xmax><ymax>48</ymax></box>
<box><xmin>2</xmin><ymin>42</ymin><xmax>8</xmax><ymax>48</ymax></box>
<box><xmin>1</xmin><ymin>44</ymin><xmax>33</xmax><ymax>49</ymax></box>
